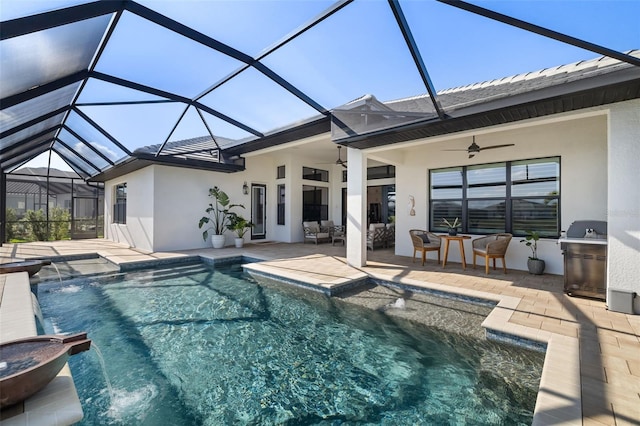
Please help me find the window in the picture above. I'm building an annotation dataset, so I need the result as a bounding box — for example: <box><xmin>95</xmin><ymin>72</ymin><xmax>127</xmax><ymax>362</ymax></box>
<box><xmin>113</xmin><ymin>183</ymin><xmax>127</xmax><ymax>224</ymax></box>
<box><xmin>302</xmin><ymin>167</ymin><xmax>329</xmax><ymax>182</ymax></box>
<box><xmin>277</xmin><ymin>184</ymin><xmax>285</xmax><ymax>225</ymax></box>
<box><xmin>302</xmin><ymin>185</ymin><xmax>328</xmax><ymax>222</ymax></box>
<box><xmin>430</xmin><ymin>157</ymin><xmax>560</xmax><ymax>237</ymax></box>
<box><xmin>367</xmin><ymin>165</ymin><xmax>396</xmax><ymax>180</ymax></box>
<box><xmin>277</xmin><ymin>165</ymin><xmax>285</xmax><ymax>179</ymax></box>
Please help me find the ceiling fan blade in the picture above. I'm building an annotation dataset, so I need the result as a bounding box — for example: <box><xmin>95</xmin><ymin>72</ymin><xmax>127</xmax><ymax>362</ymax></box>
<box><xmin>443</xmin><ymin>149</ymin><xmax>471</xmax><ymax>151</ymax></box>
<box><xmin>478</xmin><ymin>144</ymin><xmax>515</xmax><ymax>151</ymax></box>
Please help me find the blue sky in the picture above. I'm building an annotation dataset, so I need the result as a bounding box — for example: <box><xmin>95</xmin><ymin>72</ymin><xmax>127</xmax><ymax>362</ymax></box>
<box><xmin>5</xmin><ymin>0</ymin><xmax>638</xmax><ymax>172</ymax></box>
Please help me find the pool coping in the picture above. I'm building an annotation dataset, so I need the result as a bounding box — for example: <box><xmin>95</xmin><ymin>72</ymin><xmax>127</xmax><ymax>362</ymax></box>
<box><xmin>2</xmin><ymin>252</ymin><xmax>582</xmax><ymax>426</ymax></box>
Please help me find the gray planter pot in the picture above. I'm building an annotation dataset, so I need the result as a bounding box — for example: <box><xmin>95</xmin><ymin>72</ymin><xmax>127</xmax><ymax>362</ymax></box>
<box><xmin>527</xmin><ymin>258</ymin><xmax>545</xmax><ymax>275</ymax></box>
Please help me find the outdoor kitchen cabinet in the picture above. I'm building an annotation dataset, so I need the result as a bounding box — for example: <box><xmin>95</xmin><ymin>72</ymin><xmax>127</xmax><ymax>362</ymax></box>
<box><xmin>561</xmin><ymin>220</ymin><xmax>608</xmax><ymax>301</ymax></box>
<box><xmin>562</xmin><ymin>241</ymin><xmax>607</xmax><ymax>300</ymax></box>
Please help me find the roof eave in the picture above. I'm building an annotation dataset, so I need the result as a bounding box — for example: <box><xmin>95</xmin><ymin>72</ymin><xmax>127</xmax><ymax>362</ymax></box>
<box><xmin>336</xmin><ymin>68</ymin><xmax>640</xmax><ymax>149</ymax></box>
<box><xmin>222</xmin><ymin>116</ymin><xmax>331</xmax><ymax>156</ymax></box>
<box><xmin>88</xmin><ymin>154</ymin><xmax>245</xmax><ymax>182</ymax></box>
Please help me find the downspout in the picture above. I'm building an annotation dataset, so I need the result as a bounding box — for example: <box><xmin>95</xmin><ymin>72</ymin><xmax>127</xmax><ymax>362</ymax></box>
<box><xmin>46</xmin><ymin>151</ymin><xmax>51</xmax><ymax>239</ymax></box>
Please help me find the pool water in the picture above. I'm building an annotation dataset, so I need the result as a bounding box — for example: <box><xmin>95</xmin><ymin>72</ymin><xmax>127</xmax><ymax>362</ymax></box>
<box><xmin>36</xmin><ymin>261</ymin><xmax>543</xmax><ymax>425</ymax></box>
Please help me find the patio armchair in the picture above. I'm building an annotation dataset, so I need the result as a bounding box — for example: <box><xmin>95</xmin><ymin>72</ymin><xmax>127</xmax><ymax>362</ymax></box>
<box><xmin>321</xmin><ymin>220</ymin><xmax>346</xmax><ymax>246</ymax></box>
<box><xmin>472</xmin><ymin>233</ymin><xmax>513</xmax><ymax>274</ymax></box>
<box><xmin>367</xmin><ymin>223</ymin><xmax>388</xmax><ymax>251</ymax></box>
<box><xmin>409</xmin><ymin>229</ymin><xmax>441</xmax><ymax>265</ymax></box>
<box><xmin>302</xmin><ymin>221</ymin><xmax>331</xmax><ymax>244</ymax></box>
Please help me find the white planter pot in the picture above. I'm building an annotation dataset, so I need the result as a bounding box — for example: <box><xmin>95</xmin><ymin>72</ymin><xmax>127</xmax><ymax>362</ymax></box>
<box><xmin>234</xmin><ymin>238</ymin><xmax>244</xmax><ymax>248</ymax></box>
<box><xmin>211</xmin><ymin>234</ymin><xmax>225</xmax><ymax>249</ymax></box>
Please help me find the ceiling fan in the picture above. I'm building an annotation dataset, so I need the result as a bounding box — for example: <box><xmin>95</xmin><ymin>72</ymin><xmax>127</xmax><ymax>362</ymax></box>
<box><xmin>444</xmin><ymin>136</ymin><xmax>515</xmax><ymax>158</ymax></box>
<box><xmin>314</xmin><ymin>145</ymin><xmax>347</xmax><ymax>168</ymax></box>
<box><xmin>335</xmin><ymin>146</ymin><xmax>347</xmax><ymax>168</ymax></box>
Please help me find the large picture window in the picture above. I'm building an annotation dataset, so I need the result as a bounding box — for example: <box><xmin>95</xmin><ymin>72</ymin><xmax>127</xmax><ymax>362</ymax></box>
<box><xmin>430</xmin><ymin>157</ymin><xmax>560</xmax><ymax>237</ymax></box>
<box><xmin>113</xmin><ymin>183</ymin><xmax>127</xmax><ymax>224</ymax></box>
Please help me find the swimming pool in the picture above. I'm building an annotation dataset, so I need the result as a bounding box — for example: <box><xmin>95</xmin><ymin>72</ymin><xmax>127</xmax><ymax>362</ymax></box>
<box><xmin>36</xmin><ymin>261</ymin><xmax>543</xmax><ymax>425</ymax></box>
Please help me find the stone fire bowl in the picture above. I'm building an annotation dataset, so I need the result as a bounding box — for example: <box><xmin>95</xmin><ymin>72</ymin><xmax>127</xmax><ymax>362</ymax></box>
<box><xmin>0</xmin><ymin>260</ymin><xmax>52</xmax><ymax>277</ymax></box>
<box><xmin>0</xmin><ymin>333</ymin><xmax>91</xmax><ymax>409</ymax></box>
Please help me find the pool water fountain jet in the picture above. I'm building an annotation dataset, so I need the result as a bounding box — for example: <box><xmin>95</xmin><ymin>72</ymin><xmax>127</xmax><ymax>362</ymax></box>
<box><xmin>30</xmin><ymin>293</ymin><xmax>44</xmax><ymax>330</ymax></box>
<box><xmin>88</xmin><ymin>344</ymin><xmax>158</xmax><ymax>422</ymax></box>
<box><xmin>383</xmin><ymin>298</ymin><xmax>406</xmax><ymax>310</ymax></box>
<box><xmin>49</xmin><ymin>261</ymin><xmax>63</xmax><ymax>283</ymax></box>
<box><xmin>90</xmin><ymin>343</ymin><xmax>113</xmax><ymax>400</ymax></box>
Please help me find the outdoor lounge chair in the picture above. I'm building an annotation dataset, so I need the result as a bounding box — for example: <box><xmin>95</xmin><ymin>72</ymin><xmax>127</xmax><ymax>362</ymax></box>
<box><xmin>321</xmin><ymin>220</ymin><xmax>346</xmax><ymax>246</ymax></box>
<box><xmin>409</xmin><ymin>229</ymin><xmax>441</xmax><ymax>265</ymax></box>
<box><xmin>302</xmin><ymin>221</ymin><xmax>330</xmax><ymax>244</ymax></box>
<box><xmin>472</xmin><ymin>233</ymin><xmax>513</xmax><ymax>274</ymax></box>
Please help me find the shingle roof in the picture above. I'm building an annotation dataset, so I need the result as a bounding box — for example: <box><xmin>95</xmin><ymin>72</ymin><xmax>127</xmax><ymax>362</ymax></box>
<box><xmin>329</xmin><ymin>50</ymin><xmax>640</xmax><ymax>146</ymax></box>
<box><xmin>386</xmin><ymin>49</ymin><xmax>640</xmax><ymax>114</ymax></box>
<box><xmin>134</xmin><ymin>135</ymin><xmax>238</xmax><ymax>163</ymax></box>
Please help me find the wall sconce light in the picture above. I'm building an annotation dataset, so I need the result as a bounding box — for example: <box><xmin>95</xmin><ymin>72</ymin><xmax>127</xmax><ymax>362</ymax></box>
<box><xmin>242</xmin><ymin>181</ymin><xmax>249</xmax><ymax>195</ymax></box>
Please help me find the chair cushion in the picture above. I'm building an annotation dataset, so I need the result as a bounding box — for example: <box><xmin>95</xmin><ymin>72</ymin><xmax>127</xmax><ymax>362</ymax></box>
<box><xmin>418</xmin><ymin>234</ymin><xmax>430</xmax><ymax>244</ymax></box>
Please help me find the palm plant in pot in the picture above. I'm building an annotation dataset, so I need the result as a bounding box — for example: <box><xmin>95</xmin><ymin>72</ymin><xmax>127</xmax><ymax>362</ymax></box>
<box><xmin>442</xmin><ymin>217</ymin><xmax>460</xmax><ymax>236</ymax></box>
<box><xmin>520</xmin><ymin>231</ymin><xmax>545</xmax><ymax>275</ymax></box>
<box><xmin>198</xmin><ymin>186</ymin><xmax>244</xmax><ymax>248</ymax></box>
<box><xmin>227</xmin><ymin>213</ymin><xmax>254</xmax><ymax>248</ymax></box>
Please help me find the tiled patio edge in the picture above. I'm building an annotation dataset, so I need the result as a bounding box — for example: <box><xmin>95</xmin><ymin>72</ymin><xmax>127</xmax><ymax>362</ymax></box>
<box><xmin>242</xmin><ymin>263</ymin><xmax>369</xmax><ymax>296</ymax></box>
<box><xmin>365</xmin><ymin>271</ymin><xmax>583</xmax><ymax>426</ymax></box>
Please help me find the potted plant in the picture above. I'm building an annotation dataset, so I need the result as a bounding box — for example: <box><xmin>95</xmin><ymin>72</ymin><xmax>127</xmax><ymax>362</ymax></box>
<box><xmin>520</xmin><ymin>231</ymin><xmax>545</xmax><ymax>275</ymax></box>
<box><xmin>228</xmin><ymin>213</ymin><xmax>254</xmax><ymax>248</ymax></box>
<box><xmin>442</xmin><ymin>217</ymin><xmax>460</xmax><ymax>236</ymax></box>
<box><xmin>198</xmin><ymin>186</ymin><xmax>244</xmax><ymax>248</ymax></box>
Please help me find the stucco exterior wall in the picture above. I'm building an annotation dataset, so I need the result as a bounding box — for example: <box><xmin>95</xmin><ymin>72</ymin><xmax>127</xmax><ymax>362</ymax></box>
<box><xmin>103</xmin><ymin>102</ymin><xmax>639</xmax><ymax>298</ymax></box>
<box><xmin>104</xmin><ymin>166</ymin><xmax>155</xmax><ymax>252</ymax></box>
<box><xmin>607</xmin><ymin>99</ymin><xmax>640</xmax><ymax>313</ymax></box>
<box><xmin>149</xmin><ymin>156</ymin><xmax>280</xmax><ymax>251</ymax></box>
<box><xmin>391</xmin><ymin>112</ymin><xmax>608</xmax><ymax>275</ymax></box>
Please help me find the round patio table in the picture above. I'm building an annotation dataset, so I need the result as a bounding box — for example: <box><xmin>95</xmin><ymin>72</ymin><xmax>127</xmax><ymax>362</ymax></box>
<box><xmin>439</xmin><ymin>235</ymin><xmax>472</xmax><ymax>269</ymax></box>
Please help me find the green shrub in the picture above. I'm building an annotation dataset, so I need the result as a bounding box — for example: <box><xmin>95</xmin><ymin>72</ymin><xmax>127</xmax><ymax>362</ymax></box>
<box><xmin>50</xmin><ymin>206</ymin><xmax>71</xmax><ymax>240</ymax></box>
<box><xmin>5</xmin><ymin>208</ymin><xmax>17</xmax><ymax>241</ymax></box>
<box><xmin>23</xmin><ymin>209</ymin><xmax>48</xmax><ymax>241</ymax></box>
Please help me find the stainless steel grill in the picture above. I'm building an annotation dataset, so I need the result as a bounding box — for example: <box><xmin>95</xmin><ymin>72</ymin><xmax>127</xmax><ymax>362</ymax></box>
<box><xmin>561</xmin><ymin>220</ymin><xmax>607</xmax><ymax>300</ymax></box>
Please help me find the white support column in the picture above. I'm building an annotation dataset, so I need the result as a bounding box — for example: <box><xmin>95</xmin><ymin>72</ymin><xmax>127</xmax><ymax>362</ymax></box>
<box><xmin>607</xmin><ymin>100</ymin><xmax>640</xmax><ymax>314</ymax></box>
<box><xmin>346</xmin><ymin>147</ymin><xmax>367</xmax><ymax>267</ymax></box>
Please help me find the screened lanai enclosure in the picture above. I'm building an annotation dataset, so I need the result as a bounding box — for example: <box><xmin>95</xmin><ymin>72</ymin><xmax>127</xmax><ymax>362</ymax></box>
<box><xmin>2</xmin><ymin>167</ymin><xmax>104</xmax><ymax>242</ymax></box>
<box><xmin>1</xmin><ymin>0</ymin><xmax>638</xmax><ymax>243</ymax></box>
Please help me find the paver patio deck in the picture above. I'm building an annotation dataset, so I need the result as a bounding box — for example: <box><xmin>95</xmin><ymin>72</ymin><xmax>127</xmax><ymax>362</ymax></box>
<box><xmin>1</xmin><ymin>239</ymin><xmax>638</xmax><ymax>425</ymax></box>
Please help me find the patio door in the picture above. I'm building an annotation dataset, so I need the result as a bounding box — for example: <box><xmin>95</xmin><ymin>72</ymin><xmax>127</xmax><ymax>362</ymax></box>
<box><xmin>251</xmin><ymin>184</ymin><xmax>266</xmax><ymax>240</ymax></box>
<box><xmin>71</xmin><ymin>196</ymin><xmax>99</xmax><ymax>239</ymax></box>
